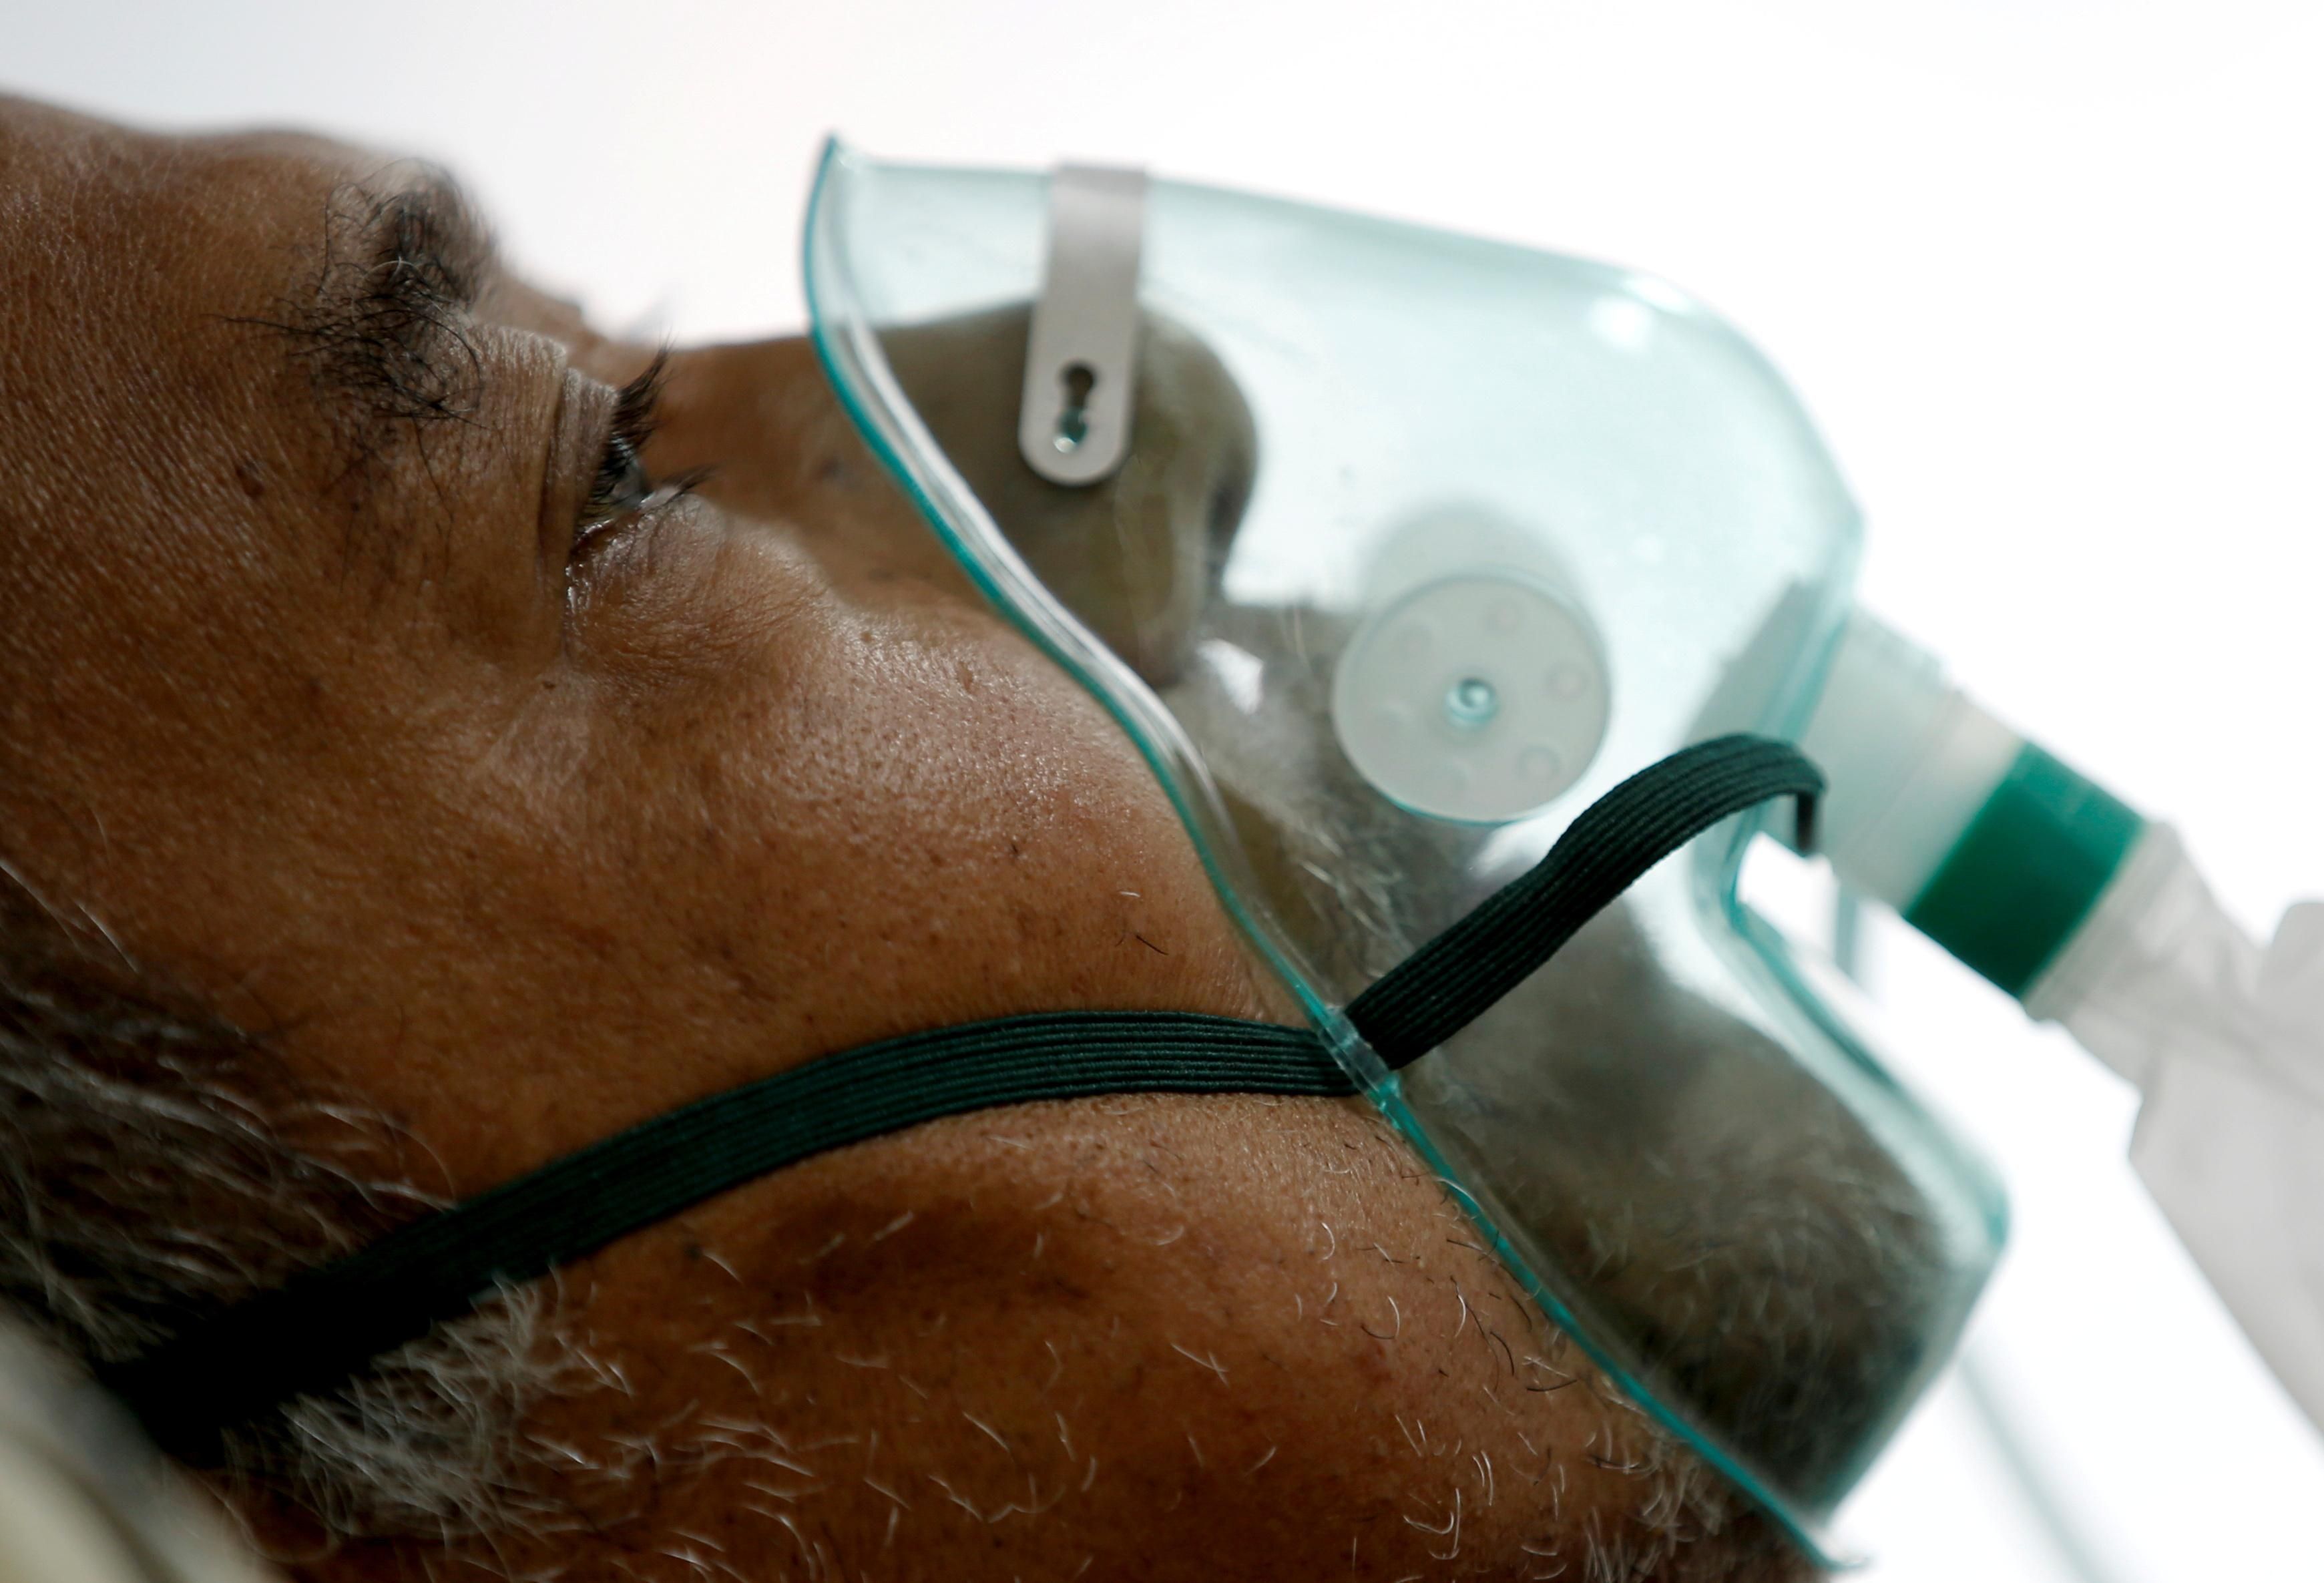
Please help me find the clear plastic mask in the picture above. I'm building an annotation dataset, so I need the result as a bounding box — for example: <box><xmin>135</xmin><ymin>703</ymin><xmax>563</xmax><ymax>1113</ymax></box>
<box><xmin>803</xmin><ymin>140</ymin><xmax>2006</xmax><ymax>1556</ymax></box>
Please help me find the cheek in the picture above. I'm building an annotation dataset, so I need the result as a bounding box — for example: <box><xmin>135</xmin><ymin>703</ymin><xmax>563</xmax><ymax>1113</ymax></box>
<box><xmin>324</xmin><ymin>505</ymin><xmax>1283</xmax><ymax>1192</ymax></box>
<box><xmin>544</xmin><ymin>518</ymin><xmax>1279</xmax><ymax>1085</ymax></box>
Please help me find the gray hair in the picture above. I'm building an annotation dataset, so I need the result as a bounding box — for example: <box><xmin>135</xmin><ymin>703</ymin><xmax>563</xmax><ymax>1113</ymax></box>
<box><xmin>0</xmin><ymin>868</ymin><xmax>574</xmax><ymax>1551</ymax></box>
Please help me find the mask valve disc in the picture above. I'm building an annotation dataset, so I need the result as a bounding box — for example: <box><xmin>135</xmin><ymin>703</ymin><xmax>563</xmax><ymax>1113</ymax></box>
<box><xmin>1331</xmin><ymin>572</ymin><xmax>1610</xmax><ymax>823</ymax></box>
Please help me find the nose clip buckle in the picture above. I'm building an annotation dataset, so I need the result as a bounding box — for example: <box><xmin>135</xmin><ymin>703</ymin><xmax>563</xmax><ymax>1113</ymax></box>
<box><xmin>1019</xmin><ymin>164</ymin><xmax>1148</xmax><ymax>485</ymax></box>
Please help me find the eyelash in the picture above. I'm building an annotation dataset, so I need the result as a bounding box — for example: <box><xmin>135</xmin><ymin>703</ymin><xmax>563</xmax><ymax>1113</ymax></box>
<box><xmin>575</xmin><ymin>353</ymin><xmax>705</xmax><ymax>550</ymax></box>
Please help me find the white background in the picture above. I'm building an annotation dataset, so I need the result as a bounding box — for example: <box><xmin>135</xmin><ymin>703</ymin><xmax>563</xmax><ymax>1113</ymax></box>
<box><xmin>9</xmin><ymin>3</ymin><xmax>2323</xmax><ymax>1576</ymax></box>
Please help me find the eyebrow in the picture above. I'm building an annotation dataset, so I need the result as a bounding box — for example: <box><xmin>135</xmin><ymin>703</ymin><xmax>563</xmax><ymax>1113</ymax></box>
<box><xmin>269</xmin><ymin>168</ymin><xmax>499</xmax><ymax>468</ymax></box>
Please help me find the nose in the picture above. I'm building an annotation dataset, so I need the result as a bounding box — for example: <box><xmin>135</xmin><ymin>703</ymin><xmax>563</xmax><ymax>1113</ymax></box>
<box><xmin>651</xmin><ymin>310</ymin><xmax>1258</xmax><ymax>682</ymax></box>
<box><xmin>882</xmin><ymin>305</ymin><xmax>1257</xmax><ymax>684</ymax></box>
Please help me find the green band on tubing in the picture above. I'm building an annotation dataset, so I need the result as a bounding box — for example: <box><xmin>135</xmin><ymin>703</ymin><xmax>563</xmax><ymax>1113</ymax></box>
<box><xmin>1903</xmin><ymin>744</ymin><xmax>2144</xmax><ymax>999</ymax></box>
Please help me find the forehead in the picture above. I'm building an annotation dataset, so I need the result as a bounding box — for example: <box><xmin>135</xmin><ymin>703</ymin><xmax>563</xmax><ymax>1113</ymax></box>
<box><xmin>0</xmin><ymin>98</ymin><xmax>473</xmax><ymax>381</ymax></box>
<box><xmin>0</xmin><ymin>97</ymin><xmax>527</xmax><ymax>687</ymax></box>
<box><xmin>1</xmin><ymin>96</ymin><xmax>352</xmax><ymax>262</ymax></box>
<box><xmin>1</xmin><ymin>98</ymin><xmax>503</xmax><ymax>509</ymax></box>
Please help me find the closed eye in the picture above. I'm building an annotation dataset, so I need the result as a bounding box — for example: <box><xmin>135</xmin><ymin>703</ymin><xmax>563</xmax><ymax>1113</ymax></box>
<box><xmin>579</xmin><ymin>354</ymin><xmax>670</xmax><ymax>531</ymax></box>
<box><xmin>573</xmin><ymin>353</ymin><xmax>712</xmax><ymax>563</ymax></box>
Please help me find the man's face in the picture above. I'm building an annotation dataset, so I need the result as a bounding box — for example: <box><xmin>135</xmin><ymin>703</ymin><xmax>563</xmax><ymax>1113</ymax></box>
<box><xmin>0</xmin><ymin>97</ymin><xmax>1802</xmax><ymax>1579</ymax></box>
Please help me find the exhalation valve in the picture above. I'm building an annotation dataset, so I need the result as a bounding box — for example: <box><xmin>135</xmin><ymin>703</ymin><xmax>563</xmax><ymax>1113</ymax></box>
<box><xmin>1330</xmin><ymin>509</ymin><xmax>1611</xmax><ymax>824</ymax></box>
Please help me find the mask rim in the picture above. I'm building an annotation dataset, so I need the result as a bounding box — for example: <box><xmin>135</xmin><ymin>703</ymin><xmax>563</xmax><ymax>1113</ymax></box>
<box><xmin>801</xmin><ymin>134</ymin><xmax>1897</xmax><ymax>1562</ymax></box>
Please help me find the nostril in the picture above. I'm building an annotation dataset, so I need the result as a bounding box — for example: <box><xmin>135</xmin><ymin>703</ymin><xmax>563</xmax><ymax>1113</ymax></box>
<box><xmin>1206</xmin><ymin>477</ymin><xmax>1248</xmax><ymax>539</ymax></box>
<box><xmin>1204</xmin><ymin>477</ymin><xmax>1250</xmax><ymax>584</ymax></box>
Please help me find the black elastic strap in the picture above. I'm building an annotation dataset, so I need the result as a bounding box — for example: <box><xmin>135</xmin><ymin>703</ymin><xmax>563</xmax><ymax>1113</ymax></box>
<box><xmin>1347</xmin><ymin>733</ymin><xmax>1822</xmax><ymax>1068</ymax></box>
<box><xmin>102</xmin><ymin>733</ymin><xmax>1814</xmax><ymax>1459</ymax></box>
<box><xmin>103</xmin><ymin>1013</ymin><xmax>1353</xmax><ymax>1462</ymax></box>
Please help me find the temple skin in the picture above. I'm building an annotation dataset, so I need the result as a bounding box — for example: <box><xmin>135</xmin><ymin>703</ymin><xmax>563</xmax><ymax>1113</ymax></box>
<box><xmin>0</xmin><ymin>95</ymin><xmax>1807</xmax><ymax>1580</ymax></box>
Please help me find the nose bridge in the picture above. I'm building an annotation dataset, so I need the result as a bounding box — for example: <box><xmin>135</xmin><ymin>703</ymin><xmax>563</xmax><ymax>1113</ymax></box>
<box><xmin>660</xmin><ymin>314</ymin><xmax>1260</xmax><ymax>676</ymax></box>
<box><xmin>881</xmin><ymin>304</ymin><xmax>1258</xmax><ymax>686</ymax></box>
<box><xmin>652</xmin><ymin>335</ymin><xmax>971</xmax><ymax>595</ymax></box>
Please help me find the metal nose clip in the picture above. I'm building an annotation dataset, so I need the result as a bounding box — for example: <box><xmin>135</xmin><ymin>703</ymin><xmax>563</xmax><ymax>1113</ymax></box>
<box><xmin>1019</xmin><ymin>164</ymin><xmax>1148</xmax><ymax>486</ymax></box>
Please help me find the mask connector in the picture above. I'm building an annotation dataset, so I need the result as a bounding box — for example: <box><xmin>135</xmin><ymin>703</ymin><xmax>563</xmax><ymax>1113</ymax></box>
<box><xmin>1780</xmin><ymin>609</ymin><xmax>2143</xmax><ymax>999</ymax></box>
